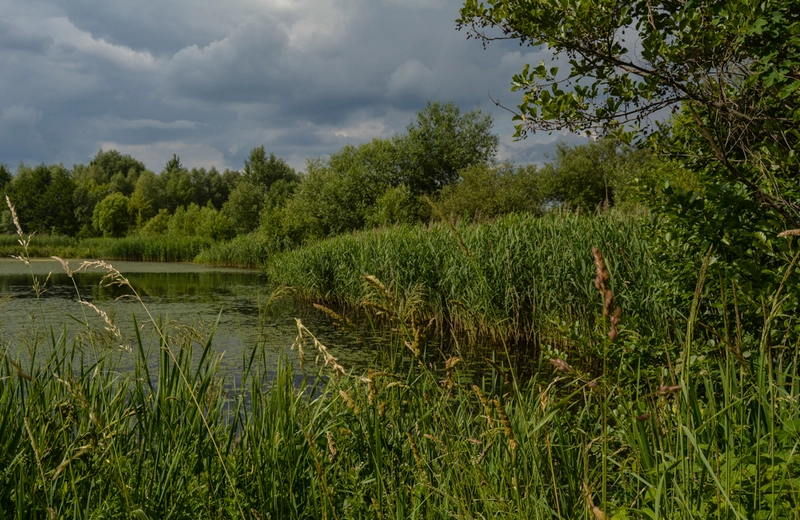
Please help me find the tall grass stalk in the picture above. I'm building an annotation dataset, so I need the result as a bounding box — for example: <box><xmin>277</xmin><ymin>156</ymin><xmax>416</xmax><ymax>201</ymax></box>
<box><xmin>3</xmin><ymin>210</ymin><xmax>800</xmax><ymax>518</ymax></box>
<box><xmin>266</xmin><ymin>212</ymin><xmax>676</xmax><ymax>353</ymax></box>
<box><xmin>4</xmin><ymin>265</ymin><xmax>800</xmax><ymax>517</ymax></box>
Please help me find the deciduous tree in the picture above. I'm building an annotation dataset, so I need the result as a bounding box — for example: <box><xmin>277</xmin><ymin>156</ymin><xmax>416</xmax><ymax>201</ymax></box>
<box><xmin>93</xmin><ymin>192</ymin><xmax>132</xmax><ymax>238</ymax></box>
<box><xmin>458</xmin><ymin>0</ymin><xmax>800</xmax><ymax>224</ymax></box>
<box><xmin>395</xmin><ymin>101</ymin><xmax>498</xmax><ymax>195</ymax></box>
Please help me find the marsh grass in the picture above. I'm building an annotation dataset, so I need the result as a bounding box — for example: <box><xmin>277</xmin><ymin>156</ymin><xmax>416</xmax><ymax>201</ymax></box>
<box><xmin>265</xmin><ymin>212</ymin><xmax>676</xmax><ymax>357</ymax></box>
<box><xmin>3</xmin><ymin>203</ymin><xmax>800</xmax><ymax>518</ymax></box>
<box><xmin>195</xmin><ymin>232</ymin><xmax>283</xmax><ymax>268</ymax></box>
<box><xmin>5</xmin><ymin>260</ymin><xmax>800</xmax><ymax>518</ymax></box>
<box><xmin>0</xmin><ymin>234</ymin><xmax>213</xmax><ymax>262</ymax></box>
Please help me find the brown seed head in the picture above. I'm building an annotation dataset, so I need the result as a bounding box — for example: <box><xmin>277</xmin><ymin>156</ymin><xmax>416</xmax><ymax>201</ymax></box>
<box><xmin>493</xmin><ymin>398</ymin><xmax>518</xmax><ymax>451</ymax></box>
<box><xmin>592</xmin><ymin>505</ymin><xmax>607</xmax><ymax>520</ymax></box>
<box><xmin>592</xmin><ymin>246</ymin><xmax>610</xmax><ymax>291</ymax></box>
<box><xmin>603</xmin><ymin>289</ymin><xmax>615</xmax><ymax>317</ymax></box>
<box><xmin>549</xmin><ymin>357</ymin><xmax>571</xmax><ymax>373</ymax></box>
<box><xmin>326</xmin><ymin>431</ymin><xmax>337</xmax><ymax>462</ymax></box>
<box><xmin>609</xmin><ymin>307</ymin><xmax>621</xmax><ymax>341</ymax></box>
<box><xmin>445</xmin><ymin>357</ymin><xmax>461</xmax><ymax>370</ymax></box>
<box><xmin>656</xmin><ymin>385</ymin><xmax>681</xmax><ymax>396</ymax></box>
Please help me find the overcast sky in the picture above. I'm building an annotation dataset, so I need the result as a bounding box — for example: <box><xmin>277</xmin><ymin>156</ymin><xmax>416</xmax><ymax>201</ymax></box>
<box><xmin>0</xmin><ymin>0</ymin><xmax>588</xmax><ymax>173</ymax></box>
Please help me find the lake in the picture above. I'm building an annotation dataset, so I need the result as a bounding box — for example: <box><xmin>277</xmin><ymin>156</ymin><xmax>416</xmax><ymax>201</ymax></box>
<box><xmin>0</xmin><ymin>257</ymin><xmax>390</xmax><ymax>378</ymax></box>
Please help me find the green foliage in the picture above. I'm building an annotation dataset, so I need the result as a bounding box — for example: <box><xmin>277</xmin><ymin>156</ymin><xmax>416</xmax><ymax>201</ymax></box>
<box><xmin>162</xmin><ymin>166</ymin><xmax>195</xmax><ymax>213</ymax></box>
<box><xmin>279</xmin><ymin>101</ymin><xmax>499</xmax><ymax>243</ymax></box>
<box><xmin>139</xmin><ymin>204</ymin><xmax>235</xmax><ymax>241</ymax></box>
<box><xmin>5</xmin><ymin>163</ymin><xmax>77</xmax><ymax>235</ymax></box>
<box><xmin>366</xmin><ymin>184</ymin><xmax>426</xmax><ymax>228</ymax></box>
<box><xmin>88</xmin><ymin>149</ymin><xmax>146</xmax><ymax>185</ymax></box>
<box><xmin>282</xmin><ymin>143</ymin><xmax>397</xmax><ymax>241</ymax></box>
<box><xmin>0</xmin><ymin>164</ymin><xmax>11</xmax><ymax>191</ymax></box>
<box><xmin>243</xmin><ymin>146</ymin><xmax>299</xmax><ymax>192</ymax></box>
<box><xmin>169</xmin><ymin>203</ymin><xmax>235</xmax><ymax>241</ymax></box>
<box><xmin>0</xmin><ymin>234</ymin><xmax>77</xmax><ymax>257</ymax></box>
<box><xmin>129</xmin><ymin>170</ymin><xmax>163</xmax><ymax>221</ymax></box>
<box><xmin>195</xmin><ymin>230</ymin><xmax>282</xmax><ymax>267</ymax></box>
<box><xmin>438</xmin><ymin>162</ymin><xmax>543</xmax><ymax>219</ymax></box>
<box><xmin>646</xmin><ymin>110</ymin><xmax>800</xmax><ymax>333</ymax></box>
<box><xmin>538</xmin><ymin>138</ymin><xmax>665</xmax><ymax>212</ymax></box>
<box><xmin>223</xmin><ymin>181</ymin><xmax>265</xmax><ymax>235</ymax></box>
<box><xmin>395</xmin><ymin>101</ymin><xmax>498</xmax><ymax>195</ymax></box>
<box><xmin>190</xmin><ymin>166</ymin><xmax>234</xmax><ymax>209</ymax></box>
<box><xmin>72</xmin><ymin>176</ymin><xmax>109</xmax><ymax>237</ymax></box>
<box><xmin>458</xmin><ymin>0</ymin><xmax>800</xmax><ymax>169</ymax></box>
<box><xmin>93</xmin><ymin>192</ymin><xmax>132</xmax><ymax>238</ymax></box>
<box><xmin>163</xmin><ymin>153</ymin><xmax>183</xmax><ymax>174</ymax></box>
<box><xmin>267</xmin><ymin>212</ymin><xmax>675</xmax><ymax>348</ymax></box>
<box><xmin>458</xmin><ymin>0</ymin><xmax>800</xmax><ymax>336</ymax></box>
<box><xmin>7</xmin><ymin>236</ymin><xmax>800</xmax><ymax>518</ymax></box>
<box><xmin>457</xmin><ymin>0</ymin><xmax>800</xmax><ymax>219</ymax></box>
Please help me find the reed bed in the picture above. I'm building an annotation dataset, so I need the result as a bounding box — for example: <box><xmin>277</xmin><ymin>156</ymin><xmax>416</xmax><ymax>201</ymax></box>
<box><xmin>3</xmin><ymin>247</ymin><xmax>800</xmax><ymax>519</ymax></box>
<box><xmin>195</xmin><ymin>233</ymin><xmax>283</xmax><ymax>268</ymax></box>
<box><xmin>0</xmin><ymin>234</ymin><xmax>78</xmax><ymax>258</ymax></box>
<box><xmin>265</xmin><ymin>212</ymin><xmax>678</xmax><ymax>351</ymax></box>
<box><xmin>0</xmin><ymin>235</ymin><xmax>213</xmax><ymax>262</ymax></box>
<box><xmin>5</xmin><ymin>198</ymin><xmax>800</xmax><ymax>518</ymax></box>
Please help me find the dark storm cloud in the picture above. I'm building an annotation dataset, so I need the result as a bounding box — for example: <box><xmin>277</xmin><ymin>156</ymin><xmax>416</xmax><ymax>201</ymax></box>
<box><xmin>0</xmin><ymin>0</ymin><xmax>579</xmax><ymax>173</ymax></box>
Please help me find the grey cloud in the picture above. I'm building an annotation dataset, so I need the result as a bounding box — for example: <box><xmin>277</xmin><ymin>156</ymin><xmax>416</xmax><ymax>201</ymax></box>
<box><xmin>0</xmin><ymin>105</ymin><xmax>46</xmax><ymax>163</ymax></box>
<box><xmin>57</xmin><ymin>0</ymin><xmax>241</xmax><ymax>56</ymax></box>
<box><xmin>108</xmin><ymin>118</ymin><xmax>200</xmax><ymax>130</ymax></box>
<box><xmin>0</xmin><ymin>19</ymin><xmax>53</xmax><ymax>53</ymax></box>
<box><xmin>0</xmin><ymin>0</ymin><xmax>577</xmax><ymax>173</ymax></box>
<box><xmin>165</xmin><ymin>17</ymin><xmax>291</xmax><ymax>103</ymax></box>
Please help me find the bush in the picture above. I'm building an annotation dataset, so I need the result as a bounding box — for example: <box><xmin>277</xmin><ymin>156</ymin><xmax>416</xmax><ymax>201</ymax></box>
<box><xmin>437</xmin><ymin>162</ymin><xmax>543</xmax><ymax>220</ymax></box>
<box><xmin>92</xmin><ymin>192</ymin><xmax>132</xmax><ymax>237</ymax></box>
<box><xmin>366</xmin><ymin>184</ymin><xmax>426</xmax><ymax>228</ymax></box>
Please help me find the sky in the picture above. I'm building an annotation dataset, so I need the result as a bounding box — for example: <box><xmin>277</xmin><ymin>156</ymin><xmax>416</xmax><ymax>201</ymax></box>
<box><xmin>0</xmin><ymin>0</ymin><xmax>589</xmax><ymax>174</ymax></box>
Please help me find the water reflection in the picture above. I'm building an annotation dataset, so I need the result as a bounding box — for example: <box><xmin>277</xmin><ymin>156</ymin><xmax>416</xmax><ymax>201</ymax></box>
<box><xmin>0</xmin><ymin>258</ymin><xmax>388</xmax><ymax>377</ymax></box>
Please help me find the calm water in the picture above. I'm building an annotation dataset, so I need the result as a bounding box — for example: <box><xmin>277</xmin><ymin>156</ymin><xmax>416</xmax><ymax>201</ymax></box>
<box><xmin>0</xmin><ymin>258</ymin><xmax>388</xmax><ymax>377</ymax></box>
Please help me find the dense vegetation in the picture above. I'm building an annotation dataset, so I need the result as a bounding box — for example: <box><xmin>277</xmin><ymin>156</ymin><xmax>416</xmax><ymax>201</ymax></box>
<box><xmin>3</xmin><ymin>0</ymin><xmax>800</xmax><ymax>517</ymax></box>
<box><xmin>265</xmin><ymin>212</ymin><xmax>675</xmax><ymax>349</ymax></box>
<box><xmin>3</xmin><ymin>246</ymin><xmax>800</xmax><ymax>518</ymax></box>
<box><xmin>0</xmin><ymin>101</ymin><xmax>673</xmax><ymax>268</ymax></box>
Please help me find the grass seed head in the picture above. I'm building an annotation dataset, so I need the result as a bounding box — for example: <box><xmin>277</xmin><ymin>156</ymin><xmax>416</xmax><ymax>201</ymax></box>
<box><xmin>549</xmin><ymin>357</ymin><xmax>571</xmax><ymax>373</ymax></box>
<box><xmin>326</xmin><ymin>431</ymin><xmax>337</xmax><ymax>462</ymax></box>
<box><xmin>493</xmin><ymin>398</ymin><xmax>518</xmax><ymax>451</ymax></box>
<box><xmin>657</xmin><ymin>385</ymin><xmax>681</xmax><ymax>396</ymax></box>
<box><xmin>6</xmin><ymin>195</ymin><xmax>24</xmax><ymax>239</ymax></box>
<box><xmin>473</xmin><ymin>385</ymin><xmax>495</xmax><ymax>429</ymax></box>
<box><xmin>51</xmin><ymin>256</ymin><xmax>72</xmax><ymax>277</ymax></box>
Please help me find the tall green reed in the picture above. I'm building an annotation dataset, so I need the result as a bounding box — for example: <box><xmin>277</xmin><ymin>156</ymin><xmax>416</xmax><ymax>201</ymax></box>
<box><xmin>5</xmin><ymin>202</ymin><xmax>800</xmax><ymax>518</ymax></box>
<box><xmin>0</xmin><ymin>234</ymin><xmax>213</xmax><ymax>262</ymax></box>
<box><xmin>266</xmin><ymin>212</ymin><xmax>677</xmax><ymax>355</ymax></box>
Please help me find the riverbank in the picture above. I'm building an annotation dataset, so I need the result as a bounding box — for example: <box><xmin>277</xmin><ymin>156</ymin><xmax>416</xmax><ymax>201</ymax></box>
<box><xmin>3</xmin><ymin>246</ymin><xmax>798</xmax><ymax>518</ymax></box>
<box><xmin>0</xmin><ymin>234</ymin><xmax>215</xmax><ymax>263</ymax></box>
<box><xmin>2</xmin><ymin>212</ymin><xmax>677</xmax><ymax>353</ymax></box>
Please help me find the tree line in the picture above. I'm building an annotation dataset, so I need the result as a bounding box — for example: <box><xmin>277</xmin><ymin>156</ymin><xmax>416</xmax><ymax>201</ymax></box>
<box><xmin>0</xmin><ymin>101</ymin><xmax>677</xmax><ymax>246</ymax></box>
